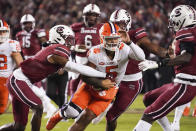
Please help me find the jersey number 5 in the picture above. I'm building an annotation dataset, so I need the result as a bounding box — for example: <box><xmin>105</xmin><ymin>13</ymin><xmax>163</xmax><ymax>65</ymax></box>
<box><xmin>106</xmin><ymin>65</ymin><xmax>118</xmax><ymax>78</ymax></box>
<box><xmin>98</xmin><ymin>65</ymin><xmax>118</xmax><ymax>97</ymax></box>
<box><xmin>0</xmin><ymin>54</ymin><xmax>7</xmax><ymax>70</ymax></box>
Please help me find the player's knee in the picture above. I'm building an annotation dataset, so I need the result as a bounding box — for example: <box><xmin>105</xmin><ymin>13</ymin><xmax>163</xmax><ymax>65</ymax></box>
<box><xmin>33</xmin><ymin>105</ymin><xmax>43</xmax><ymax>117</ymax></box>
<box><xmin>82</xmin><ymin>109</ymin><xmax>96</xmax><ymax>122</ymax></box>
<box><xmin>62</xmin><ymin>102</ymin><xmax>82</xmax><ymax>118</ymax></box>
<box><xmin>143</xmin><ymin>93</ymin><xmax>152</xmax><ymax>107</ymax></box>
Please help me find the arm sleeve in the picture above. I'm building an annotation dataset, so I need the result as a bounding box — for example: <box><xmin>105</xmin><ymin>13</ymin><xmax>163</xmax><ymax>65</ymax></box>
<box><xmin>128</xmin><ymin>42</ymin><xmax>145</xmax><ymax>61</ymax></box>
<box><xmin>10</xmin><ymin>40</ymin><xmax>21</xmax><ymax>52</ymax></box>
<box><xmin>63</xmin><ymin>61</ymin><xmax>106</xmax><ymax>78</ymax></box>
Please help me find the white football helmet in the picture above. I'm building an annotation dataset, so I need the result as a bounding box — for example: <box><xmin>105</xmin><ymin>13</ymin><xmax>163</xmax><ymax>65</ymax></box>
<box><xmin>110</xmin><ymin>9</ymin><xmax>132</xmax><ymax>31</ymax></box>
<box><xmin>0</xmin><ymin>19</ymin><xmax>10</xmax><ymax>43</ymax></box>
<box><xmin>49</xmin><ymin>25</ymin><xmax>75</xmax><ymax>46</ymax></box>
<box><xmin>20</xmin><ymin>14</ymin><xmax>35</xmax><ymax>31</ymax></box>
<box><xmin>169</xmin><ymin>5</ymin><xmax>196</xmax><ymax>32</ymax></box>
<box><xmin>83</xmin><ymin>4</ymin><xmax>101</xmax><ymax>27</ymax></box>
<box><xmin>83</xmin><ymin>3</ymin><xmax>100</xmax><ymax>15</ymax></box>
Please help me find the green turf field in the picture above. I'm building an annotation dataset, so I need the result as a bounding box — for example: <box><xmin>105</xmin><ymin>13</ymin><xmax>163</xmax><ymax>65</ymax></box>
<box><xmin>0</xmin><ymin>95</ymin><xmax>196</xmax><ymax>131</ymax></box>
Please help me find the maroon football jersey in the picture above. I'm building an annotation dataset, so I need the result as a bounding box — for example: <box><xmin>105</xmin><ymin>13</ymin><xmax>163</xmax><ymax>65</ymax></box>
<box><xmin>71</xmin><ymin>22</ymin><xmax>103</xmax><ymax>57</ymax></box>
<box><xmin>125</xmin><ymin>28</ymin><xmax>148</xmax><ymax>75</ymax></box>
<box><xmin>16</xmin><ymin>29</ymin><xmax>46</xmax><ymax>58</ymax></box>
<box><xmin>20</xmin><ymin>44</ymin><xmax>70</xmax><ymax>83</ymax></box>
<box><xmin>174</xmin><ymin>26</ymin><xmax>196</xmax><ymax>75</ymax></box>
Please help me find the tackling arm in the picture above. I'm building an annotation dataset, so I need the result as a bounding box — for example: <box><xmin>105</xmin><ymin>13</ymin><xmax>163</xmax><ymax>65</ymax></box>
<box><xmin>47</xmin><ymin>54</ymin><xmax>106</xmax><ymax>78</ymax></box>
<box><xmin>139</xmin><ymin>41</ymin><xmax>194</xmax><ymax>71</ymax></box>
<box><xmin>137</xmin><ymin>37</ymin><xmax>169</xmax><ymax>58</ymax></box>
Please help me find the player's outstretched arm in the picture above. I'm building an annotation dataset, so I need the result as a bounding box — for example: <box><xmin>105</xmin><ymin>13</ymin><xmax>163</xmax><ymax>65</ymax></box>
<box><xmin>48</xmin><ymin>54</ymin><xmax>106</xmax><ymax>78</ymax></box>
<box><xmin>139</xmin><ymin>52</ymin><xmax>192</xmax><ymax>71</ymax></box>
<box><xmin>137</xmin><ymin>36</ymin><xmax>170</xmax><ymax>58</ymax></box>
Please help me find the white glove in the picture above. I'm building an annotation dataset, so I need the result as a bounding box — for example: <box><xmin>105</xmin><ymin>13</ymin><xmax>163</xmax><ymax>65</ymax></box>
<box><xmin>138</xmin><ymin>60</ymin><xmax>158</xmax><ymax>71</ymax></box>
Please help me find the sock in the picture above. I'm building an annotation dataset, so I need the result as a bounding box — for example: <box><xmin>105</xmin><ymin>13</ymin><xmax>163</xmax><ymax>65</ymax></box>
<box><xmin>173</xmin><ymin>104</ymin><xmax>187</xmax><ymax>124</ymax></box>
<box><xmin>133</xmin><ymin>120</ymin><xmax>152</xmax><ymax>131</ymax></box>
<box><xmin>157</xmin><ymin>116</ymin><xmax>172</xmax><ymax>131</ymax></box>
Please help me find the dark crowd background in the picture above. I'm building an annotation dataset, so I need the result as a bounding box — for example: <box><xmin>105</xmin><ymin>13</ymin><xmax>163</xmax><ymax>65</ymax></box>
<box><xmin>0</xmin><ymin>0</ymin><xmax>195</xmax><ymax>92</ymax></box>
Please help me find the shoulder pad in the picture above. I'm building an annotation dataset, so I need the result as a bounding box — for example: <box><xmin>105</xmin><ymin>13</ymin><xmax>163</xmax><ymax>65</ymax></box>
<box><xmin>71</xmin><ymin>23</ymin><xmax>84</xmax><ymax>31</ymax></box>
<box><xmin>176</xmin><ymin>28</ymin><xmax>194</xmax><ymax>41</ymax></box>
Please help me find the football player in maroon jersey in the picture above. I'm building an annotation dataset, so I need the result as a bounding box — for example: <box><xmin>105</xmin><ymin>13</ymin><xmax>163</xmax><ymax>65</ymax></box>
<box><xmin>0</xmin><ymin>25</ymin><xmax>112</xmax><ymax>131</ymax></box>
<box><xmin>68</xmin><ymin>3</ymin><xmax>103</xmax><ymax>96</ymax></box>
<box><xmin>134</xmin><ymin>5</ymin><xmax>196</xmax><ymax>131</ymax></box>
<box><xmin>16</xmin><ymin>14</ymin><xmax>47</xmax><ymax>59</ymax></box>
<box><xmin>16</xmin><ymin>14</ymin><xmax>57</xmax><ymax>118</ymax></box>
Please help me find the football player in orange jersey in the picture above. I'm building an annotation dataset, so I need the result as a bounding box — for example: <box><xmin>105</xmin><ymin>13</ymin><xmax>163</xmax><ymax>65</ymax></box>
<box><xmin>46</xmin><ymin>22</ymin><xmax>145</xmax><ymax>131</ymax></box>
<box><xmin>0</xmin><ymin>19</ymin><xmax>23</xmax><ymax>114</ymax></box>
<box><xmin>89</xmin><ymin>9</ymin><xmax>173</xmax><ymax>131</ymax></box>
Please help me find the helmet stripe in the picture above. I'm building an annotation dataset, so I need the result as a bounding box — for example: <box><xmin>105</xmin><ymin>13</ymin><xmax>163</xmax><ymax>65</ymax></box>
<box><xmin>114</xmin><ymin>9</ymin><xmax>120</xmax><ymax>20</ymax></box>
<box><xmin>25</xmin><ymin>14</ymin><xmax>28</xmax><ymax>21</ymax></box>
<box><xmin>92</xmin><ymin>4</ymin><xmax>94</xmax><ymax>10</ymax></box>
<box><xmin>108</xmin><ymin>22</ymin><xmax>116</xmax><ymax>34</ymax></box>
<box><xmin>3</xmin><ymin>21</ymin><xmax>8</xmax><ymax>28</ymax></box>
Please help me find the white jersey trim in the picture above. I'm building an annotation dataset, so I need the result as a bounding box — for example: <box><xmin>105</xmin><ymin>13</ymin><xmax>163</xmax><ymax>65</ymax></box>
<box><xmin>174</xmin><ymin>73</ymin><xmax>196</xmax><ymax>86</ymax></box>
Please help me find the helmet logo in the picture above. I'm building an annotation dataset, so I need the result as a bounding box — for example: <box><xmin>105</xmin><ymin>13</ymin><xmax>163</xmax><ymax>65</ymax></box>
<box><xmin>56</xmin><ymin>26</ymin><xmax>67</xmax><ymax>40</ymax></box>
<box><xmin>174</xmin><ymin>8</ymin><xmax>182</xmax><ymax>17</ymax></box>
<box><xmin>56</xmin><ymin>26</ymin><xmax>64</xmax><ymax>33</ymax></box>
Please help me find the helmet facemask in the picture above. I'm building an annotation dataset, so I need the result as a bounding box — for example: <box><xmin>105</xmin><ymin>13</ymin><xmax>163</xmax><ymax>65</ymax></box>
<box><xmin>22</xmin><ymin>22</ymin><xmax>35</xmax><ymax>32</ymax></box>
<box><xmin>0</xmin><ymin>29</ymin><xmax>9</xmax><ymax>43</ymax></box>
<box><xmin>83</xmin><ymin>12</ymin><xmax>100</xmax><ymax>27</ymax></box>
<box><xmin>103</xmin><ymin>35</ymin><xmax>121</xmax><ymax>52</ymax></box>
<box><xmin>0</xmin><ymin>20</ymin><xmax>10</xmax><ymax>43</ymax></box>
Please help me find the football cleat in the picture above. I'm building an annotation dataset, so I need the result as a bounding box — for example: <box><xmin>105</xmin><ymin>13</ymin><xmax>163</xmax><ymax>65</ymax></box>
<box><xmin>46</xmin><ymin>110</ymin><xmax>63</xmax><ymax>130</ymax></box>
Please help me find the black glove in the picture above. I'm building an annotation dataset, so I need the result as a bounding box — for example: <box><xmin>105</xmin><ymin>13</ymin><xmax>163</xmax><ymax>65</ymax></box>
<box><xmin>42</xmin><ymin>41</ymin><xmax>51</xmax><ymax>47</ymax></box>
<box><xmin>106</xmin><ymin>73</ymin><xmax>115</xmax><ymax>82</ymax></box>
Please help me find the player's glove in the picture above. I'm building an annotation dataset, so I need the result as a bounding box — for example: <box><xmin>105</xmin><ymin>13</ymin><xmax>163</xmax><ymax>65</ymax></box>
<box><xmin>42</xmin><ymin>41</ymin><xmax>51</xmax><ymax>47</ymax></box>
<box><xmin>139</xmin><ymin>59</ymin><xmax>169</xmax><ymax>71</ymax></box>
<box><xmin>106</xmin><ymin>73</ymin><xmax>115</xmax><ymax>82</ymax></box>
<box><xmin>138</xmin><ymin>60</ymin><xmax>158</xmax><ymax>71</ymax></box>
